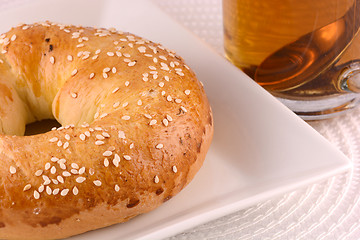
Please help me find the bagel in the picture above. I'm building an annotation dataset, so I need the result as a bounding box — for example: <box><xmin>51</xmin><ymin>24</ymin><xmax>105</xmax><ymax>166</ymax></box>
<box><xmin>0</xmin><ymin>21</ymin><xmax>213</xmax><ymax>239</ymax></box>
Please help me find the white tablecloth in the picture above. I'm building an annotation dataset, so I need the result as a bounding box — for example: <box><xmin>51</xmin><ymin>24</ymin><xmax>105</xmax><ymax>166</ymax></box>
<box><xmin>152</xmin><ymin>0</ymin><xmax>360</xmax><ymax>239</ymax></box>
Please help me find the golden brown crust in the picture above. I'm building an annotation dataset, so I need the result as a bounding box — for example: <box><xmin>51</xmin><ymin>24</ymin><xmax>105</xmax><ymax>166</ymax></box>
<box><xmin>0</xmin><ymin>22</ymin><xmax>213</xmax><ymax>239</ymax></box>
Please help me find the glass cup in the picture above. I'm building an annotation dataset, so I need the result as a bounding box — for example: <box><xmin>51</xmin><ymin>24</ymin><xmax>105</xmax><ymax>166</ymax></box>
<box><xmin>223</xmin><ymin>0</ymin><xmax>360</xmax><ymax>120</ymax></box>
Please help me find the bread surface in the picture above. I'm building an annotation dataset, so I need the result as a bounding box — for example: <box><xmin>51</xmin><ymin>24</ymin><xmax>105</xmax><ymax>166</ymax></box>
<box><xmin>0</xmin><ymin>22</ymin><xmax>213</xmax><ymax>239</ymax></box>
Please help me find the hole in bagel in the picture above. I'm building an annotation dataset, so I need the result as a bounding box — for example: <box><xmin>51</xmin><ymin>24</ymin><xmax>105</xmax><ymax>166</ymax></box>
<box><xmin>24</xmin><ymin>119</ymin><xmax>61</xmax><ymax>136</ymax></box>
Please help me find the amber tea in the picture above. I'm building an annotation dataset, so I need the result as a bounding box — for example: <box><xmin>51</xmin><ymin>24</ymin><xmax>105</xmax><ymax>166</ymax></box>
<box><xmin>223</xmin><ymin>0</ymin><xmax>360</xmax><ymax>119</ymax></box>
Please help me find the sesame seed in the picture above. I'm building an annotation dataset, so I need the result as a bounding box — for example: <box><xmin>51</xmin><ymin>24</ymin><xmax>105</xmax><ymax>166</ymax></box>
<box><xmin>23</xmin><ymin>184</ymin><xmax>31</xmax><ymax>191</ymax></box>
<box><xmin>149</xmin><ymin>66</ymin><xmax>156</xmax><ymax>70</ymax></box>
<box><xmin>164</xmin><ymin>76</ymin><xmax>170</xmax><ymax>81</ymax></box>
<box><xmin>159</xmin><ymin>55</ymin><xmax>167</xmax><ymax>61</ymax></box>
<box><xmin>149</xmin><ymin>119</ymin><xmax>157</xmax><ymax>125</ymax></box>
<box><xmin>38</xmin><ymin>185</ymin><xmax>45</xmax><ymax>193</ymax></box>
<box><xmin>154</xmin><ymin>175</ymin><xmax>159</xmax><ymax>183</ymax></box>
<box><xmin>102</xmin><ymin>132</ymin><xmax>110</xmax><ymax>138</ymax></box>
<box><xmin>180</xmin><ymin>106</ymin><xmax>188</xmax><ymax>113</ymax></box>
<box><xmin>128</xmin><ymin>61</ymin><xmax>136</xmax><ymax>66</ymax></box>
<box><xmin>94</xmin><ymin>112</ymin><xmax>99</xmax><ymax>119</ymax></box>
<box><xmin>62</xmin><ymin>171</ymin><xmax>71</xmax><ymax>177</ymax></box>
<box><xmin>112</xmin><ymin>87</ymin><xmax>120</xmax><ymax>93</ymax></box>
<box><xmin>46</xmin><ymin>186</ymin><xmax>52</xmax><ymax>195</ymax></box>
<box><xmin>61</xmin><ymin>189</ymin><xmax>69</xmax><ymax>196</ymax></box>
<box><xmin>52</xmin><ymin>188</ymin><xmax>60</xmax><ymax>195</ymax></box>
<box><xmin>144</xmin><ymin>114</ymin><xmax>152</xmax><ymax>119</ymax></box>
<box><xmin>166</xmin><ymin>114</ymin><xmax>173</xmax><ymax>121</ymax></box>
<box><xmin>122</xmin><ymin>116</ymin><xmax>130</xmax><ymax>120</ymax></box>
<box><xmin>50</xmin><ymin>56</ymin><xmax>55</xmax><ymax>64</ymax></box>
<box><xmin>35</xmin><ymin>170</ymin><xmax>43</xmax><ymax>176</ymax></box>
<box><xmin>125</xmin><ymin>81</ymin><xmax>130</xmax><ymax>86</ymax></box>
<box><xmin>103</xmin><ymin>67</ymin><xmax>111</xmax><ymax>73</ymax></box>
<box><xmin>82</xmin><ymin>54</ymin><xmax>90</xmax><ymax>60</ymax></box>
<box><xmin>93</xmin><ymin>180</ymin><xmax>102</xmax><ymax>186</ymax></box>
<box><xmin>50</xmin><ymin>166</ymin><xmax>56</xmax><ymax>174</ymax></box>
<box><xmin>34</xmin><ymin>190</ymin><xmax>40</xmax><ymax>199</ymax></box>
<box><xmin>79</xmin><ymin>167</ymin><xmax>85</xmax><ymax>174</ymax></box>
<box><xmin>138</xmin><ymin>46</ymin><xmax>146</xmax><ymax>53</ymax></box>
<box><xmin>45</xmin><ymin>163</ymin><xmax>51</xmax><ymax>170</ymax></box>
<box><xmin>153</xmin><ymin>57</ymin><xmax>158</xmax><ymax>63</ymax></box>
<box><xmin>92</xmin><ymin>55</ymin><xmax>99</xmax><ymax>60</ymax></box>
<box><xmin>118</xmin><ymin>131</ymin><xmax>126</xmax><ymax>139</ymax></box>
<box><xmin>76</xmin><ymin>43</ymin><xmax>84</xmax><ymax>48</ymax></box>
<box><xmin>162</xmin><ymin>119</ymin><xmax>169</xmax><ymax>126</ymax></box>
<box><xmin>89</xmin><ymin>72</ymin><xmax>95</xmax><ymax>79</ymax></box>
<box><xmin>52</xmin><ymin>179</ymin><xmax>59</xmax><ymax>184</ymax></box>
<box><xmin>100</xmin><ymin>113</ymin><xmax>108</xmax><ymax>119</ymax></box>
<box><xmin>115</xmin><ymin>184</ymin><xmax>120</xmax><ymax>192</ymax></box>
<box><xmin>96</xmin><ymin>134</ymin><xmax>105</xmax><ymax>140</ymax></box>
<box><xmin>10</xmin><ymin>34</ymin><xmax>16</xmax><ymax>41</ymax></box>
<box><xmin>42</xmin><ymin>175</ymin><xmax>50</xmax><ymax>182</ymax></box>
<box><xmin>57</xmin><ymin>140</ymin><xmax>63</xmax><ymax>147</ymax></box>
<box><xmin>80</xmin><ymin>134</ymin><xmax>86</xmax><ymax>141</ymax></box>
<box><xmin>59</xmin><ymin>163</ymin><xmax>66</xmax><ymax>170</ymax></box>
<box><xmin>71</xmin><ymin>163</ymin><xmax>79</xmax><ymax>169</ymax></box>
<box><xmin>49</xmin><ymin>137</ymin><xmax>58</xmax><ymax>143</ymax></box>
<box><xmin>63</xmin><ymin>142</ymin><xmax>69</xmax><ymax>149</ymax></box>
<box><xmin>71</xmin><ymin>169</ymin><xmax>78</xmax><ymax>174</ymax></box>
<box><xmin>71</xmin><ymin>69</ymin><xmax>78</xmax><ymax>76</ymax></box>
<box><xmin>185</xmin><ymin>90</ymin><xmax>191</xmax><ymax>95</ymax></box>
<box><xmin>112</xmin><ymin>67</ymin><xmax>117</xmax><ymax>73</ymax></box>
<box><xmin>103</xmin><ymin>151</ymin><xmax>112</xmax><ymax>157</ymax></box>
<box><xmin>145</xmin><ymin>54</ymin><xmax>152</xmax><ymax>57</ymax></box>
<box><xmin>84</xmin><ymin>131</ymin><xmax>91</xmax><ymax>137</ymax></box>
<box><xmin>103</xmin><ymin>72</ymin><xmax>108</xmax><ymax>79</ymax></box>
<box><xmin>113</xmin><ymin>102</ymin><xmax>120</xmax><ymax>108</ymax></box>
<box><xmin>122</xmin><ymin>102</ymin><xmax>128</xmax><ymax>107</ymax></box>
<box><xmin>89</xmin><ymin>168</ymin><xmax>95</xmax><ymax>175</ymax></box>
<box><xmin>123</xmin><ymin>155</ymin><xmax>131</xmax><ymax>161</ymax></box>
<box><xmin>156</xmin><ymin>143</ymin><xmax>164</xmax><ymax>149</ymax></box>
<box><xmin>113</xmin><ymin>154</ymin><xmax>120</xmax><ymax>167</ymax></box>
<box><xmin>159</xmin><ymin>82</ymin><xmax>164</xmax><ymax>87</ymax></box>
<box><xmin>95</xmin><ymin>49</ymin><xmax>101</xmax><ymax>54</ymax></box>
<box><xmin>64</xmin><ymin>134</ymin><xmax>70</xmax><ymax>141</ymax></box>
<box><xmin>104</xmin><ymin>158</ymin><xmax>109</xmax><ymax>167</ymax></box>
<box><xmin>107</xmin><ymin>52</ymin><xmax>115</xmax><ymax>56</ymax></box>
<box><xmin>71</xmin><ymin>92</ymin><xmax>77</xmax><ymax>98</ymax></box>
<box><xmin>73</xmin><ymin>186</ymin><xmax>79</xmax><ymax>195</ymax></box>
<box><xmin>161</xmin><ymin>91</ymin><xmax>166</xmax><ymax>96</ymax></box>
<box><xmin>166</xmin><ymin>95</ymin><xmax>172</xmax><ymax>102</ymax></box>
<box><xmin>137</xmin><ymin>100</ymin><xmax>142</xmax><ymax>105</ymax></box>
<box><xmin>95</xmin><ymin>141</ymin><xmax>105</xmax><ymax>145</ymax></box>
<box><xmin>57</xmin><ymin>176</ymin><xmax>64</xmax><ymax>183</ymax></box>
<box><xmin>177</xmin><ymin>71</ymin><xmax>185</xmax><ymax>76</ymax></box>
<box><xmin>76</xmin><ymin>176</ymin><xmax>86</xmax><ymax>183</ymax></box>
<box><xmin>116</xmin><ymin>51</ymin><xmax>122</xmax><ymax>57</ymax></box>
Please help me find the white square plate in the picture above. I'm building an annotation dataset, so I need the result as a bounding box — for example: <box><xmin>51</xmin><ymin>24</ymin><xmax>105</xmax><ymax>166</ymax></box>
<box><xmin>0</xmin><ymin>0</ymin><xmax>351</xmax><ymax>239</ymax></box>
